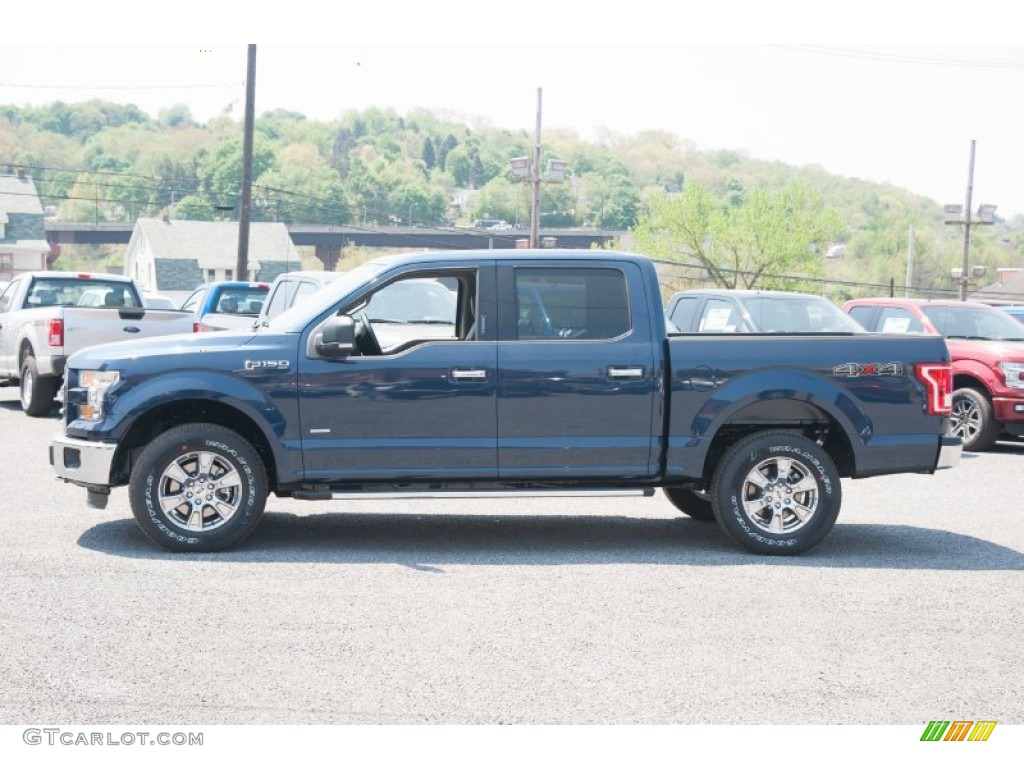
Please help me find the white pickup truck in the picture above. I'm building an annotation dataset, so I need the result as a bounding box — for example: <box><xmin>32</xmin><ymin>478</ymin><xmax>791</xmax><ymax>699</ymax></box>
<box><xmin>0</xmin><ymin>271</ymin><xmax>194</xmax><ymax>416</ymax></box>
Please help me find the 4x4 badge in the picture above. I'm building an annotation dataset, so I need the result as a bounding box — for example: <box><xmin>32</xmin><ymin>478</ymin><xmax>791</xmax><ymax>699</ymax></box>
<box><xmin>834</xmin><ymin>362</ymin><xmax>903</xmax><ymax>377</ymax></box>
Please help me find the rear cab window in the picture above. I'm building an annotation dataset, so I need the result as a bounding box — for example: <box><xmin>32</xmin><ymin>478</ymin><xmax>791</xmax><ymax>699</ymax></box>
<box><xmin>513</xmin><ymin>267</ymin><xmax>630</xmax><ymax>340</ymax></box>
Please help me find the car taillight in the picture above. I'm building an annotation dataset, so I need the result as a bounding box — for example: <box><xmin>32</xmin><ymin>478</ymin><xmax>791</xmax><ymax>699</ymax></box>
<box><xmin>915</xmin><ymin>363</ymin><xmax>953</xmax><ymax>416</ymax></box>
<box><xmin>194</xmin><ymin>322</ymin><xmax>215</xmax><ymax>333</ymax></box>
<box><xmin>48</xmin><ymin>318</ymin><xmax>64</xmax><ymax>347</ymax></box>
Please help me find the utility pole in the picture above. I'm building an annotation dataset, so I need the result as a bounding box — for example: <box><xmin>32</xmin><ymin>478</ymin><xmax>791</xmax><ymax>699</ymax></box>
<box><xmin>958</xmin><ymin>140</ymin><xmax>976</xmax><ymax>302</ymax></box>
<box><xmin>905</xmin><ymin>225</ymin><xmax>915</xmax><ymax>298</ymax></box>
<box><xmin>945</xmin><ymin>140</ymin><xmax>996</xmax><ymax>301</ymax></box>
<box><xmin>236</xmin><ymin>44</ymin><xmax>257</xmax><ymax>281</ymax></box>
<box><xmin>530</xmin><ymin>87</ymin><xmax>542</xmax><ymax>249</ymax></box>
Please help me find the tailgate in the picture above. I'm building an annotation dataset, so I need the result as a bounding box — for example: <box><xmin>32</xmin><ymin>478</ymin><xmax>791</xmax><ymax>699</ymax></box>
<box><xmin>61</xmin><ymin>308</ymin><xmax>194</xmax><ymax>355</ymax></box>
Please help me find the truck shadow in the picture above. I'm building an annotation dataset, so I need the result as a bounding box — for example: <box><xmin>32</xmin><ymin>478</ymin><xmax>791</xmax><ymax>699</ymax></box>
<box><xmin>77</xmin><ymin>512</ymin><xmax>1024</xmax><ymax>571</ymax></box>
<box><xmin>0</xmin><ymin>398</ymin><xmax>61</xmax><ymax>416</ymax></box>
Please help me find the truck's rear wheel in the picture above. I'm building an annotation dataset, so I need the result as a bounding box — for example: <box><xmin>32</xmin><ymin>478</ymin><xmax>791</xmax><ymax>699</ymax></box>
<box><xmin>709</xmin><ymin>431</ymin><xmax>841</xmax><ymax>555</ymax></box>
<box><xmin>128</xmin><ymin>424</ymin><xmax>268</xmax><ymax>552</ymax></box>
<box><xmin>950</xmin><ymin>387</ymin><xmax>1000</xmax><ymax>452</ymax></box>
<box><xmin>663</xmin><ymin>487</ymin><xmax>715</xmax><ymax>521</ymax></box>
<box><xmin>19</xmin><ymin>355</ymin><xmax>57</xmax><ymax>417</ymax></box>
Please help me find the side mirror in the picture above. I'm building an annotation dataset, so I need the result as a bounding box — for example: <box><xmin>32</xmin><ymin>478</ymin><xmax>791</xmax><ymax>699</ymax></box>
<box><xmin>315</xmin><ymin>314</ymin><xmax>356</xmax><ymax>357</ymax></box>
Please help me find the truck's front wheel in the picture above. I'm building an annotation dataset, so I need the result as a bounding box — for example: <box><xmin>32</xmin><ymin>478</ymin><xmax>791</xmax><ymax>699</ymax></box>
<box><xmin>19</xmin><ymin>355</ymin><xmax>57</xmax><ymax>417</ymax></box>
<box><xmin>128</xmin><ymin>424</ymin><xmax>268</xmax><ymax>552</ymax></box>
<box><xmin>709</xmin><ymin>432</ymin><xmax>841</xmax><ymax>555</ymax></box>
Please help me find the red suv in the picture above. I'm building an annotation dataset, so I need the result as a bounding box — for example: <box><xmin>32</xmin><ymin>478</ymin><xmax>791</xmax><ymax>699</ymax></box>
<box><xmin>843</xmin><ymin>298</ymin><xmax>1024</xmax><ymax>451</ymax></box>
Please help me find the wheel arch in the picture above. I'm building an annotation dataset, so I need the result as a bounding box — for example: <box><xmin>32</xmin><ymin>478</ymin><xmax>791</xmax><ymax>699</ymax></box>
<box><xmin>700</xmin><ymin>399</ymin><xmax>857</xmax><ymax>483</ymax></box>
<box><xmin>110</xmin><ymin>399</ymin><xmax>280</xmax><ymax>491</ymax></box>
<box><xmin>952</xmin><ymin>372</ymin><xmax>990</xmax><ymax>397</ymax></box>
<box><xmin>18</xmin><ymin>338</ymin><xmax>34</xmax><ymax>366</ymax></box>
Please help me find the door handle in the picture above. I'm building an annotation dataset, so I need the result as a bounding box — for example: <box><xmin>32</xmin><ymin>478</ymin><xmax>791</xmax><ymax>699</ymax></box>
<box><xmin>607</xmin><ymin>366</ymin><xmax>645</xmax><ymax>379</ymax></box>
<box><xmin>451</xmin><ymin>368</ymin><xmax>488</xmax><ymax>381</ymax></box>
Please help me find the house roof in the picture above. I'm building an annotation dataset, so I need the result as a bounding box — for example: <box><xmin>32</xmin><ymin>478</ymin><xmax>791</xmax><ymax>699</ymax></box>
<box><xmin>969</xmin><ymin>270</ymin><xmax>1024</xmax><ymax>305</ymax></box>
<box><xmin>133</xmin><ymin>217</ymin><xmax>298</xmax><ymax>269</ymax></box>
<box><xmin>0</xmin><ymin>174</ymin><xmax>45</xmax><ymax>215</ymax></box>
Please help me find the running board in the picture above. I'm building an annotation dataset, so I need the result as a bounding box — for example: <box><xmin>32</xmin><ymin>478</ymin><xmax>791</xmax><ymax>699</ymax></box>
<box><xmin>292</xmin><ymin>488</ymin><xmax>656</xmax><ymax>501</ymax></box>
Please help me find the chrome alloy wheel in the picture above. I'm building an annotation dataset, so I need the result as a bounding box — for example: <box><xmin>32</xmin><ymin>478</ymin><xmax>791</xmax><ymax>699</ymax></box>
<box><xmin>740</xmin><ymin>455</ymin><xmax>819</xmax><ymax>534</ymax></box>
<box><xmin>949</xmin><ymin>396</ymin><xmax>982</xmax><ymax>442</ymax></box>
<box><xmin>157</xmin><ymin>449</ymin><xmax>243</xmax><ymax>532</ymax></box>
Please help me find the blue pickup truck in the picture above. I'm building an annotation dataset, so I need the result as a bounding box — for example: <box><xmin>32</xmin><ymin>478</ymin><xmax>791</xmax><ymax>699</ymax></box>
<box><xmin>50</xmin><ymin>250</ymin><xmax>960</xmax><ymax>555</ymax></box>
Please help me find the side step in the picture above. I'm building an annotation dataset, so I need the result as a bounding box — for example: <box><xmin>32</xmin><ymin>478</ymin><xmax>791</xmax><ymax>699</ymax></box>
<box><xmin>292</xmin><ymin>488</ymin><xmax>656</xmax><ymax>501</ymax></box>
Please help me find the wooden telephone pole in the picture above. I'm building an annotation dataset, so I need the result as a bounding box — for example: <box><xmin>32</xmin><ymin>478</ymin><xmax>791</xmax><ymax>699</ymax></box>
<box><xmin>236</xmin><ymin>44</ymin><xmax>257</xmax><ymax>281</ymax></box>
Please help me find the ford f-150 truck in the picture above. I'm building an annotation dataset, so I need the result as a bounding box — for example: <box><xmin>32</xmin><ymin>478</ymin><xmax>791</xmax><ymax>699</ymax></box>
<box><xmin>0</xmin><ymin>272</ymin><xmax>194</xmax><ymax>416</ymax></box>
<box><xmin>50</xmin><ymin>250</ymin><xmax>961</xmax><ymax>555</ymax></box>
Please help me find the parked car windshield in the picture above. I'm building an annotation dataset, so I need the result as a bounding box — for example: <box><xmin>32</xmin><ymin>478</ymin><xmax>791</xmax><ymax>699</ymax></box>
<box><xmin>743</xmin><ymin>295</ymin><xmax>863</xmax><ymax>333</ymax></box>
<box><xmin>264</xmin><ymin>260</ymin><xmax>392</xmax><ymax>331</ymax></box>
<box><xmin>922</xmin><ymin>305</ymin><xmax>1024</xmax><ymax>341</ymax></box>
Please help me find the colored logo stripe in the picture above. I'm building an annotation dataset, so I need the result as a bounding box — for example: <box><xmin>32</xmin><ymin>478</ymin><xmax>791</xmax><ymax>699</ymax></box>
<box><xmin>968</xmin><ymin>722</ymin><xmax>997</xmax><ymax>741</ymax></box>
<box><xmin>920</xmin><ymin>720</ymin><xmax>996</xmax><ymax>742</ymax></box>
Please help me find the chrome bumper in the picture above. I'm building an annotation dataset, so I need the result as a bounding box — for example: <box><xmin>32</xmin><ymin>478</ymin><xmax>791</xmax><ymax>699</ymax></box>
<box><xmin>49</xmin><ymin>433</ymin><xmax>117</xmax><ymax>487</ymax></box>
<box><xmin>936</xmin><ymin>435</ymin><xmax>962</xmax><ymax>470</ymax></box>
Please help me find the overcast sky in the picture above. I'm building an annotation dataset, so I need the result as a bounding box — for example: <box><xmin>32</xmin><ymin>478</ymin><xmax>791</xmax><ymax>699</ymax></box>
<box><xmin>3</xmin><ymin>5</ymin><xmax>1022</xmax><ymax>217</ymax></box>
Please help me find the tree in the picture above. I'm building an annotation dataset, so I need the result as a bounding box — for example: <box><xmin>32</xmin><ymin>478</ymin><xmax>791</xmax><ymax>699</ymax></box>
<box><xmin>633</xmin><ymin>181</ymin><xmax>842</xmax><ymax>290</ymax></box>
<box><xmin>172</xmin><ymin>195</ymin><xmax>217</xmax><ymax>221</ymax></box>
<box><xmin>422</xmin><ymin>138</ymin><xmax>437</xmax><ymax>170</ymax></box>
<box><xmin>197</xmin><ymin>137</ymin><xmax>276</xmax><ymax>214</ymax></box>
<box><xmin>445</xmin><ymin>147</ymin><xmax>471</xmax><ymax>188</ymax></box>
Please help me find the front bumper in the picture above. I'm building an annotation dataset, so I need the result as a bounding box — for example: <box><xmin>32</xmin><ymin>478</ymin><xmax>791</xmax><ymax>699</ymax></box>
<box><xmin>49</xmin><ymin>433</ymin><xmax>117</xmax><ymax>488</ymax></box>
<box><xmin>936</xmin><ymin>435</ymin><xmax>962</xmax><ymax>470</ymax></box>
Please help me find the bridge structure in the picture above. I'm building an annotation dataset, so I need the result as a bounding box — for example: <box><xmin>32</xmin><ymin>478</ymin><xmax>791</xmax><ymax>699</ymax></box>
<box><xmin>44</xmin><ymin>222</ymin><xmax>629</xmax><ymax>269</ymax></box>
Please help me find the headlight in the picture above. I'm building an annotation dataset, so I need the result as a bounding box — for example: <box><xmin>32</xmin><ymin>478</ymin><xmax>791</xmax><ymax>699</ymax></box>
<box><xmin>998</xmin><ymin>361</ymin><xmax>1024</xmax><ymax>389</ymax></box>
<box><xmin>78</xmin><ymin>370</ymin><xmax>121</xmax><ymax>420</ymax></box>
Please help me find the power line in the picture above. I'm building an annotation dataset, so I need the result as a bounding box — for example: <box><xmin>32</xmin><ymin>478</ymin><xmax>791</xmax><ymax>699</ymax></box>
<box><xmin>0</xmin><ymin>81</ymin><xmax>241</xmax><ymax>90</ymax></box>
<box><xmin>773</xmin><ymin>45</ymin><xmax>1024</xmax><ymax>70</ymax></box>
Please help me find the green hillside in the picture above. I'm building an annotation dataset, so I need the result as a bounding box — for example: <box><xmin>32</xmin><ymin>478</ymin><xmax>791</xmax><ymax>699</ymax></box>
<box><xmin>2</xmin><ymin>99</ymin><xmax>1020</xmax><ymax>299</ymax></box>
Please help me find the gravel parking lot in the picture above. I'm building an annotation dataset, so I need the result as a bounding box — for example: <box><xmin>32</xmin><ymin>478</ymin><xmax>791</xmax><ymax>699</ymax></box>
<box><xmin>1</xmin><ymin>386</ymin><xmax>1021</xmax><ymax>727</ymax></box>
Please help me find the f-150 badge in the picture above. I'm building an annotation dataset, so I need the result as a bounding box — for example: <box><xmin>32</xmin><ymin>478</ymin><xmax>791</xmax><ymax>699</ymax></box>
<box><xmin>834</xmin><ymin>362</ymin><xmax>903</xmax><ymax>377</ymax></box>
<box><xmin>244</xmin><ymin>360</ymin><xmax>290</xmax><ymax>371</ymax></box>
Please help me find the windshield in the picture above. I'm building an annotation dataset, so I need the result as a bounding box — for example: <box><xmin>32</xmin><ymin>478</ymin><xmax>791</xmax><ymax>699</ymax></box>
<box><xmin>210</xmin><ymin>287</ymin><xmax>269</xmax><ymax>316</ymax></box>
<box><xmin>743</xmin><ymin>295</ymin><xmax>864</xmax><ymax>333</ymax></box>
<box><xmin>264</xmin><ymin>260</ymin><xmax>391</xmax><ymax>331</ymax></box>
<box><xmin>922</xmin><ymin>305</ymin><xmax>1024</xmax><ymax>341</ymax></box>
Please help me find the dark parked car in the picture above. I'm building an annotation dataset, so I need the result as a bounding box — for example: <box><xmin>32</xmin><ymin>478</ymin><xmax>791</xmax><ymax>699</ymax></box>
<box><xmin>665</xmin><ymin>289</ymin><xmax>864</xmax><ymax>334</ymax></box>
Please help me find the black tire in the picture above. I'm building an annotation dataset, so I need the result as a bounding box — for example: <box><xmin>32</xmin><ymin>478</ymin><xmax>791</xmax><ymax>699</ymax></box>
<box><xmin>663</xmin><ymin>487</ymin><xmax>715</xmax><ymax>521</ymax></box>
<box><xmin>950</xmin><ymin>387</ymin><xmax>1000</xmax><ymax>452</ymax></box>
<box><xmin>709</xmin><ymin>431</ymin><xmax>841</xmax><ymax>555</ymax></box>
<box><xmin>128</xmin><ymin>424</ymin><xmax>268</xmax><ymax>552</ymax></box>
<box><xmin>19</xmin><ymin>355</ymin><xmax>57</xmax><ymax>417</ymax></box>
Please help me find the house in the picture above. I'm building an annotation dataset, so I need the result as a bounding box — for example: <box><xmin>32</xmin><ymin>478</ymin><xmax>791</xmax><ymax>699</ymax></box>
<box><xmin>0</xmin><ymin>171</ymin><xmax>52</xmax><ymax>281</ymax></box>
<box><xmin>969</xmin><ymin>268</ymin><xmax>1024</xmax><ymax>306</ymax></box>
<box><xmin>122</xmin><ymin>218</ymin><xmax>301</xmax><ymax>296</ymax></box>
